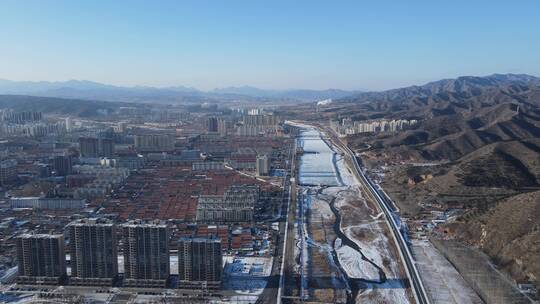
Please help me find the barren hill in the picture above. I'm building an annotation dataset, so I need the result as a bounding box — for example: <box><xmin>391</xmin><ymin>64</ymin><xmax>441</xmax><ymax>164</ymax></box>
<box><xmin>447</xmin><ymin>190</ymin><xmax>540</xmax><ymax>285</ymax></box>
<box><xmin>295</xmin><ymin>74</ymin><xmax>540</xmax><ymax>292</ymax></box>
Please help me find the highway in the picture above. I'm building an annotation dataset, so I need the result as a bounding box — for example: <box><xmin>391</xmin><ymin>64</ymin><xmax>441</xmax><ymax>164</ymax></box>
<box><xmin>256</xmin><ymin>138</ymin><xmax>296</xmax><ymax>304</ymax></box>
<box><xmin>322</xmin><ymin>125</ymin><xmax>431</xmax><ymax>304</ymax></box>
<box><xmin>279</xmin><ymin>133</ymin><xmax>299</xmax><ymax>304</ymax></box>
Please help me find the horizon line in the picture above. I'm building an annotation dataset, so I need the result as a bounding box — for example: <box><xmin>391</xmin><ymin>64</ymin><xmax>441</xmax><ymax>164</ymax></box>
<box><xmin>0</xmin><ymin>72</ymin><xmax>538</xmax><ymax>93</ymax></box>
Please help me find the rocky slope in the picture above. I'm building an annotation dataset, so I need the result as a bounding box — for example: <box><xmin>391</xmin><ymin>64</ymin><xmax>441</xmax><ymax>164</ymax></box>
<box><xmin>446</xmin><ymin>190</ymin><xmax>540</xmax><ymax>285</ymax></box>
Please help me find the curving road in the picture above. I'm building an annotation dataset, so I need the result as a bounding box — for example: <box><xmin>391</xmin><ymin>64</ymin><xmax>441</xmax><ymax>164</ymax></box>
<box><xmin>321</xmin><ymin>125</ymin><xmax>431</xmax><ymax>304</ymax></box>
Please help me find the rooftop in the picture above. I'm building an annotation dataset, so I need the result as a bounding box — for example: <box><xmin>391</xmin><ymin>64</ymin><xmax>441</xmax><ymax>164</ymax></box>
<box><xmin>67</xmin><ymin>218</ymin><xmax>114</xmax><ymax>227</ymax></box>
<box><xmin>17</xmin><ymin>233</ymin><xmax>63</xmax><ymax>239</ymax></box>
<box><xmin>178</xmin><ymin>236</ymin><xmax>222</xmax><ymax>243</ymax></box>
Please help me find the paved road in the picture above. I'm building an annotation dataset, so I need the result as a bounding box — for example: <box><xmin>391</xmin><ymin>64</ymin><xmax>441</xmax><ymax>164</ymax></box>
<box><xmin>257</xmin><ymin>139</ymin><xmax>297</xmax><ymax>304</ymax></box>
<box><xmin>321</xmin><ymin>124</ymin><xmax>431</xmax><ymax>304</ymax></box>
<box><xmin>280</xmin><ymin>138</ymin><xmax>300</xmax><ymax>304</ymax></box>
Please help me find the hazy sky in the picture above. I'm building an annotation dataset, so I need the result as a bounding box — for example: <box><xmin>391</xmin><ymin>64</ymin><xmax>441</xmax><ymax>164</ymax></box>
<box><xmin>1</xmin><ymin>0</ymin><xmax>539</xmax><ymax>90</ymax></box>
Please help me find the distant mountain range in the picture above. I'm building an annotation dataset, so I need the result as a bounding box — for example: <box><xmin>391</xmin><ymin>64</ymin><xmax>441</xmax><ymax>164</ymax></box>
<box><xmin>0</xmin><ymin>79</ymin><xmax>359</xmax><ymax>103</ymax></box>
<box><xmin>339</xmin><ymin>73</ymin><xmax>540</xmax><ymax>103</ymax></box>
<box><xmin>5</xmin><ymin>74</ymin><xmax>535</xmax><ymax>104</ymax></box>
<box><xmin>315</xmin><ymin>73</ymin><xmax>540</xmax><ymax>161</ymax></box>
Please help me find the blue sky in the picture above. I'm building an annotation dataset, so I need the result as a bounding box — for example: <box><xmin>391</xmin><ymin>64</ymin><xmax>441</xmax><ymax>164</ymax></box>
<box><xmin>1</xmin><ymin>0</ymin><xmax>539</xmax><ymax>90</ymax></box>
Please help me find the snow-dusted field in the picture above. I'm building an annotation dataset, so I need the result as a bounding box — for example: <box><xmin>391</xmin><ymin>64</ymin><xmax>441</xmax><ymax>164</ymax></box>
<box><xmin>411</xmin><ymin>239</ymin><xmax>483</xmax><ymax>304</ymax></box>
<box><xmin>358</xmin><ymin>280</ymin><xmax>412</xmax><ymax>304</ymax></box>
<box><xmin>335</xmin><ymin>238</ymin><xmax>379</xmax><ymax>280</ymax></box>
<box><xmin>334</xmin><ymin>140</ymin><xmax>412</xmax><ymax>303</ymax></box>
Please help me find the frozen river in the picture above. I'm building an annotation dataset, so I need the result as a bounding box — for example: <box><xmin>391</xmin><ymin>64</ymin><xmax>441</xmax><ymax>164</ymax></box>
<box><xmin>297</xmin><ymin>128</ymin><xmax>339</xmax><ymax>186</ymax></box>
<box><xmin>294</xmin><ymin>125</ymin><xmax>412</xmax><ymax>304</ymax></box>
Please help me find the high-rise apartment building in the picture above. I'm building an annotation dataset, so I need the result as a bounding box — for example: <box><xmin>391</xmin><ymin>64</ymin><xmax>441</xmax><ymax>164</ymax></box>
<box><xmin>133</xmin><ymin>134</ymin><xmax>174</xmax><ymax>152</ymax></box>
<box><xmin>177</xmin><ymin>237</ymin><xmax>222</xmax><ymax>290</ymax></box>
<box><xmin>207</xmin><ymin>117</ymin><xmax>218</xmax><ymax>133</ymax></box>
<box><xmin>242</xmin><ymin>114</ymin><xmax>280</xmax><ymax>126</ymax></box>
<box><xmin>79</xmin><ymin>137</ymin><xmax>100</xmax><ymax>157</ymax></box>
<box><xmin>16</xmin><ymin>234</ymin><xmax>66</xmax><ymax>285</ymax></box>
<box><xmin>196</xmin><ymin>185</ymin><xmax>259</xmax><ymax>223</ymax></box>
<box><xmin>217</xmin><ymin>118</ymin><xmax>228</xmax><ymax>136</ymax></box>
<box><xmin>79</xmin><ymin>137</ymin><xmax>115</xmax><ymax>158</ymax></box>
<box><xmin>52</xmin><ymin>155</ymin><xmax>72</xmax><ymax>176</ymax></box>
<box><xmin>256</xmin><ymin>154</ymin><xmax>269</xmax><ymax>176</ymax></box>
<box><xmin>67</xmin><ymin>218</ymin><xmax>118</xmax><ymax>286</ymax></box>
<box><xmin>99</xmin><ymin>138</ymin><xmax>114</xmax><ymax>157</ymax></box>
<box><xmin>65</xmin><ymin>117</ymin><xmax>73</xmax><ymax>132</ymax></box>
<box><xmin>235</xmin><ymin>114</ymin><xmax>281</xmax><ymax>137</ymax></box>
<box><xmin>121</xmin><ymin>220</ymin><xmax>170</xmax><ymax>287</ymax></box>
<box><xmin>0</xmin><ymin>159</ymin><xmax>17</xmax><ymax>185</ymax></box>
<box><xmin>0</xmin><ymin>110</ymin><xmax>42</xmax><ymax>123</ymax></box>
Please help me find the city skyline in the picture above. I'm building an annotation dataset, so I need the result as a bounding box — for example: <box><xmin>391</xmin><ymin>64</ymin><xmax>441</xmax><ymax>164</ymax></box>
<box><xmin>1</xmin><ymin>1</ymin><xmax>539</xmax><ymax>303</ymax></box>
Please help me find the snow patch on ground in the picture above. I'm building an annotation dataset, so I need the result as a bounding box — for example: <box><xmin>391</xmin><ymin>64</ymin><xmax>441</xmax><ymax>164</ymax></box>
<box><xmin>310</xmin><ymin>195</ymin><xmax>333</xmax><ymax>219</ymax></box>
<box><xmin>335</xmin><ymin>238</ymin><xmax>379</xmax><ymax>281</ymax></box>
<box><xmin>335</xmin><ymin>156</ymin><xmax>359</xmax><ymax>186</ymax></box>
<box><xmin>321</xmin><ymin>185</ymin><xmax>346</xmax><ymax>197</ymax></box>
<box><xmin>341</xmin><ymin>211</ymin><xmax>412</xmax><ymax>303</ymax></box>
<box><xmin>345</xmin><ymin>225</ymin><xmax>386</xmax><ymax>271</ymax></box>
<box><xmin>357</xmin><ymin>281</ymin><xmax>411</xmax><ymax>304</ymax></box>
<box><xmin>222</xmin><ymin>256</ymin><xmax>273</xmax><ymax>299</ymax></box>
<box><xmin>213</xmin><ymin>295</ymin><xmax>259</xmax><ymax>303</ymax></box>
<box><xmin>334</xmin><ymin>158</ymin><xmax>412</xmax><ymax>303</ymax></box>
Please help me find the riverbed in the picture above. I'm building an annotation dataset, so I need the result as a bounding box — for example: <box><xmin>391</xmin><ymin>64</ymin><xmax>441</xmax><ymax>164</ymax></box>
<box><xmin>295</xmin><ymin>126</ymin><xmax>412</xmax><ymax>304</ymax></box>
